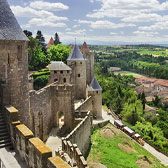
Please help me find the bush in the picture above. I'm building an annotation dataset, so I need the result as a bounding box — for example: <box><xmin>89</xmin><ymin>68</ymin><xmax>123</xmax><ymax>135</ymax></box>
<box><xmin>32</xmin><ymin>71</ymin><xmax>50</xmax><ymax>79</ymax></box>
<box><xmin>34</xmin><ymin>75</ymin><xmax>49</xmax><ymax>89</ymax></box>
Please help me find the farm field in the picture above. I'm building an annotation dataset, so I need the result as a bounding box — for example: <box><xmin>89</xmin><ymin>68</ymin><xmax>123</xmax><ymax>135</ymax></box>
<box><xmin>137</xmin><ymin>50</ymin><xmax>168</xmax><ymax>57</ymax></box>
<box><xmin>114</xmin><ymin>71</ymin><xmax>146</xmax><ymax>78</ymax></box>
<box><xmin>87</xmin><ymin>124</ymin><xmax>167</xmax><ymax>168</ymax></box>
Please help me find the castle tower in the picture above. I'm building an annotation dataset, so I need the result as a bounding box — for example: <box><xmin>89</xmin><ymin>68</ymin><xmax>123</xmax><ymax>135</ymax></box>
<box><xmin>88</xmin><ymin>77</ymin><xmax>102</xmax><ymax>118</ymax></box>
<box><xmin>48</xmin><ymin>61</ymin><xmax>72</xmax><ymax>84</ymax></box>
<box><xmin>67</xmin><ymin>44</ymin><xmax>86</xmax><ymax>100</ymax></box>
<box><xmin>0</xmin><ymin>0</ymin><xmax>30</xmax><ymax>126</ymax></box>
<box><xmin>81</xmin><ymin>42</ymin><xmax>94</xmax><ymax>85</ymax></box>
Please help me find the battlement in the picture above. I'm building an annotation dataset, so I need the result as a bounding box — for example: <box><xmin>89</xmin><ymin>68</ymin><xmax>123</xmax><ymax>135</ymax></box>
<box><xmin>16</xmin><ymin>124</ymin><xmax>33</xmax><ymax>137</ymax></box>
<box><xmin>48</xmin><ymin>156</ymin><xmax>71</xmax><ymax>168</ymax></box>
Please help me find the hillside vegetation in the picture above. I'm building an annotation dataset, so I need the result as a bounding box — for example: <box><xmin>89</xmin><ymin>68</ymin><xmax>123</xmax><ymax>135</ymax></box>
<box><xmin>87</xmin><ymin>124</ymin><xmax>167</xmax><ymax>168</ymax></box>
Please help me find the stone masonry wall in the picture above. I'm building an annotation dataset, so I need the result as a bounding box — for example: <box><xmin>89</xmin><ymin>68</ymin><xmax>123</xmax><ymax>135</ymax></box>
<box><xmin>65</xmin><ymin>111</ymin><xmax>92</xmax><ymax>157</ymax></box>
<box><xmin>29</xmin><ymin>83</ymin><xmax>74</xmax><ymax>141</ymax></box>
<box><xmin>0</xmin><ymin>40</ymin><xmax>30</xmax><ymax>127</ymax></box>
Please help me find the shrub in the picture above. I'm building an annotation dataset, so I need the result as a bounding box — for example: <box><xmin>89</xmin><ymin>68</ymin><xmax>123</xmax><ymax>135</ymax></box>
<box><xmin>34</xmin><ymin>75</ymin><xmax>49</xmax><ymax>89</ymax></box>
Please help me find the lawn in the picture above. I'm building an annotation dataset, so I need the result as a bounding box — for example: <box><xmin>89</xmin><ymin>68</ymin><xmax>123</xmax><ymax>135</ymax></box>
<box><xmin>87</xmin><ymin>124</ymin><xmax>167</xmax><ymax>168</ymax></box>
<box><xmin>114</xmin><ymin>71</ymin><xmax>146</xmax><ymax>78</ymax></box>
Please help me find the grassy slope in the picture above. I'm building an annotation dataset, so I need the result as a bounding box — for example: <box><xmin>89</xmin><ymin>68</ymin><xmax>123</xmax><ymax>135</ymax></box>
<box><xmin>87</xmin><ymin>124</ymin><xmax>167</xmax><ymax>168</ymax></box>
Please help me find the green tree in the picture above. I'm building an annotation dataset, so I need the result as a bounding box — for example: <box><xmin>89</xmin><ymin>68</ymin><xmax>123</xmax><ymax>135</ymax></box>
<box><xmin>47</xmin><ymin>44</ymin><xmax>71</xmax><ymax>63</ymax></box>
<box><xmin>23</xmin><ymin>30</ymin><xmax>32</xmax><ymax>37</ymax></box>
<box><xmin>36</xmin><ymin>30</ymin><xmax>45</xmax><ymax>44</ymax></box>
<box><xmin>141</xmin><ymin>91</ymin><xmax>146</xmax><ymax>111</ymax></box>
<box><xmin>29</xmin><ymin>45</ymin><xmax>48</xmax><ymax>70</ymax></box>
<box><xmin>28</xmin><ymin>37</ymin><xmax>40</xmax><ymax>64</ymax></box>
<box><xmin>54</xmin><ymin>32</ymin><xmax>61</xmax><ymax>45</ymax></box>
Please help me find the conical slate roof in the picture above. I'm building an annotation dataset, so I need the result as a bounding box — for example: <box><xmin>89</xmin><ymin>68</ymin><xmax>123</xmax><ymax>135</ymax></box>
<box><xmin>0</xmin><ymin>0</ymin><xmax>28</xmax><ymax>40</ymax></box>
<box><xmin>67</xmin><ymin>44</ymin><xmax>85</xmax><ymax>60</ymax></box>
<box><xmin>88</xmin><ymin>77</ymin><xmax>102</xmax><ymax>91</ymax></box>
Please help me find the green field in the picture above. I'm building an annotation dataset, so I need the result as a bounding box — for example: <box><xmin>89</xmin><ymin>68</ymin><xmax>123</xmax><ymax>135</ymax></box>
<box><xmin>87</xmin><ymin>124</ymin><xmax>167</xmax><ymax>168</ymax></box>
<box><xmin>114</xmin><ymin>71</ymin><xmax>146</xmax><ymax>78</ymax></box>
<box><xmin>137</xmin><ymin>50</ymin><xmax>168</xmax><ymax>57</ymax></box>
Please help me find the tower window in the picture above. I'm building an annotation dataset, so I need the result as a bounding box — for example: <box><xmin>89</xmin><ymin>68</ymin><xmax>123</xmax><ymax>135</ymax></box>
<box><xmin>78</xmin><ymin>74</ymin><xmax>80</xmax><ymax>78</ymax></box>
<box><xmin>17</xmin><ymin>45</ymin><xmax>22</xmax><ymax>61</ymax></box>
<box><xmin>60</xmin><ymin>71</ymin><xmax>63</xmax><ymax>74</ymax></box>
<box><xmin>63</xmin><ymin>78</ymin><xmax>66</xmax><ymax>83</ymax></box>
<box><xmin>54</xmin><ymin>79</ymin><xmax>58</xmax><ymax>82</ymax></box>
<box><xmin>54</xmin><ymin>71</ymin><xmax>57</xmax><ymax>74</ymax></box>
<box><xmin>8</xmin><ymin>53</ymin><xmax>10</xmax><ymax>65</ymax></box>
<box><xmin>67</xmin><ymin>70</ymin><xmax>69</xmax><ymax>73</ymax></box>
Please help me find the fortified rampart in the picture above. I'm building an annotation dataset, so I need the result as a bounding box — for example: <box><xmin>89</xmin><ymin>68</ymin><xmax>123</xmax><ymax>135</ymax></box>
<box><xmin>5</xmin><ymin>105</ymin><xmax>88</xmax><ymax>168</ymax></box>
<box><xmin>63</xmin><ymin>111</ymin><xmax>92</xmax><ymax>157</ymax></box>
<box><xmin>29</xmin><ymin>83</ymin><xmax>74</xmax><ymax>141</ymax></box>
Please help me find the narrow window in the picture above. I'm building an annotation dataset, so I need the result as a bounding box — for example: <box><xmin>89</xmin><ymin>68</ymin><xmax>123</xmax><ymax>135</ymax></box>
<box><xmin>67</xmin><ymin>70</ymin><xmax>69</xmax><ymax>74</ymax></box>
<box><xmin>54</xmin><ymin>71</ymin><xmax>57</xmax><ymax>74</ymax></box>
<box><xmin>8</xmin><ymin>53</ymin><xmax>10</xmax><ymax>65</ymax></box>
<box><xmin>80</xmin><ymin>62</ymin><xmax>82</xmax><ymax>64</ymax></box>
<box><xmin>60</xmin><ymin>71</ymin><xmax>63</xmax><ymax>74</ymax></box>
<box><xmin>54</xmin><ymin>79</ymin><xmax>58</xmax><ymax>82</ymax></box>
<box><xmin>63</xmin><ymin>78</ymin><xmax>66</xmax><ymax>83</ymax></box>
<box><xmin>78</xmin><ymin>74</ymin><xmax>80</xmax><ymax>78</ymax></box>
<box><xmin>17</xmin><ymin>45</ymin><xmax>22</xmax><ymax>61</ymax></box>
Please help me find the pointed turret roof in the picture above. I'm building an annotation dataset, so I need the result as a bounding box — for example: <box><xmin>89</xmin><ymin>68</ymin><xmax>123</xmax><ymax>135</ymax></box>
<box><xmin>88</xmin><ymin>77</ymin><xmax>102</xmax><ymax>91</ymax></box>
<box><xmin>67</xmin><ymin>44</ymin><xmax>85</xmax><ymax>60</ymax></box>
<box><xmin>46</xmin><ymin>37</ymin><xmax>54</xmax><ymax>49</ymax></box>
<box><xmin>81</xmin><ymin>41</ymin><xmax>90</xmax><ymax>52</ymax></box>
<box><xmin>0</xmin><ymin>0</ymin><xmax>28</xmax><ymax>41</ymax></box>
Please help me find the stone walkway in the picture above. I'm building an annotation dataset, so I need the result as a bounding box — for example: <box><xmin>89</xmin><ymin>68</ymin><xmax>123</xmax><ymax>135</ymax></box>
<box><xmin>0</xmin><ymin>147</ymin><xmax>28</xmax><ymax>168</ymax></box>
<box><xmin>101</xmin><ymin>108</ymin><xmax>168</xmax><ymax>166</ymax></box>
<box><xmin>45</xmin><ymin>128</ymin><xmax>62</xmax><ymax>156</ymax></box>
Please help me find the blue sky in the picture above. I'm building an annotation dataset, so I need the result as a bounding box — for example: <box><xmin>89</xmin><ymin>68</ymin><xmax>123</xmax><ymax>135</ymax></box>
<box><xmin>8</xmin><ymin>0</ymin><xmax>168</xmax><ymax>45</ymax></box>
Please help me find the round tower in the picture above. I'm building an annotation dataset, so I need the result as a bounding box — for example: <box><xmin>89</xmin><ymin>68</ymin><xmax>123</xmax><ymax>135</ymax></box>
<box><xmin>88</xmin><ymin>77</ymin><xmax>102</xmax><ymax>118</ymax></box>
<box><xmin>67</xmin><ymin>44</ymin><xmax>86</xmax><ymax>100</ymax></box>
<box><xmin>81</xmin><ymin>42</ymin><xmax>94</xmax><ymax>85</ymax></box>
<box><xmin>0</xmin><ymin>0</ymin><xmax>30</xmax><ymax>126</ymax></box>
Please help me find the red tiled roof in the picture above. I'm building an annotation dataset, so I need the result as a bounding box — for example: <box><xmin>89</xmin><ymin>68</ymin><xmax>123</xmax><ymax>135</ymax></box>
<box><xmin>135</xmin><ymin>77</ymin><xmax>168</xmax><ymax>88</ymax></box>
<box><xmin>46</xmin><ymin>37</ymin><xmax>54</xmax><ymax>49</ymax></box>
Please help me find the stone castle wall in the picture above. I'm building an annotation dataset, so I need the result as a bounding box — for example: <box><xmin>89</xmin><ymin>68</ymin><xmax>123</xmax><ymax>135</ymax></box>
<box><xmin>5</xmin><ymin>105</ymin><xmax>87</xmax><ymax>168</ymax></box>
<box><xmin>29</xmin><ymin>83</ymin><xmax>74</xmax><ymax>141</ymax></box>
<box><xmin>65</xmin><ymin>111</ymin><xmax>92</xmax><ymax>157</ymax></box>
<box><xmin>0</xmin><ymin>40</ymin><xmax>30</xmax><ymax>127</ymax></box>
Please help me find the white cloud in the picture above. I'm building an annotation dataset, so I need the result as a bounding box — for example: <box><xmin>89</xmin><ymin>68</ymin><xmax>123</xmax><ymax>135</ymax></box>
<box><xmin>66</xmin><ymin>28</ymin><xmax>72</xmax><ymax>31</ymax></box>
<box><xmin>30</xmin><ymin>1</ymin><xmax>69</xmax><ymax>11</ymax></box>
<box><xmin>133</xmin><ymin>31</ymin><xmax>159</xmax><ymax>37</ymax></box>
<box><xmin>66</xmin><ymin>29</ymin><xmax>86</xmax><ymax>35</ymax></box>
<box><xmin>11</xmin><ymin>6</ymin><xmax>53</xmax><ymax>18</ymax></box>
<box><xmin>87</xmin><ymin>0</ymin><xmax>168</xmax><ymax>19</ymax></box>
<box><xmin>78</xmin><ymin>20</ymin><xmax>136</xmax><ymax>29</ymax></box>
<box><xmin>122</xmin><ymin>13</ymin><xmax>161</xmax><ymax>23</ymax></box>
<box><xmin>138</xmin><ymin>21</ymin><xmax>168</xmax><ymax>31</ymax></box>
<box><xmin>28</xmin><ymin>18</ymin><xmax>66</xmax><ymax>28</ymax></box>
<box><xmin>73</xmin><ymin>24</ymin><xmax>80</xmax><ymax>28</ymax></box>
<box><xmin>110</xmin><ymin>32</ymin><xmax>117</xmax><ymax>35</ymax></box>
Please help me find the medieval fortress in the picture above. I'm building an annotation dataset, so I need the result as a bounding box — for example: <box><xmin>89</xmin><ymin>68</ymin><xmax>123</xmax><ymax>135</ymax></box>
<box><xmin>0</xmin><ymin>0</ymin><xmax>103</xmax><ymax>167</ymax></box>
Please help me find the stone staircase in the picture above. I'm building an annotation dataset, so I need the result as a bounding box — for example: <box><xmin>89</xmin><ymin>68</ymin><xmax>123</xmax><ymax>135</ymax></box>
<box><xmin>0</xmin><ymin>110</ymin><xmax>11</xmax><ymax>148</ymax></box>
